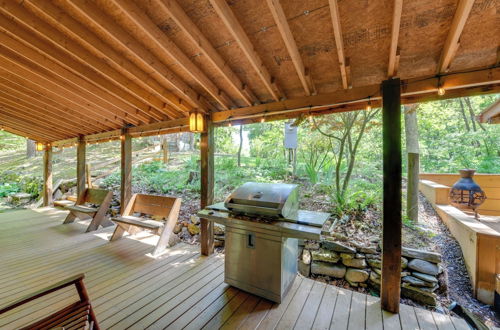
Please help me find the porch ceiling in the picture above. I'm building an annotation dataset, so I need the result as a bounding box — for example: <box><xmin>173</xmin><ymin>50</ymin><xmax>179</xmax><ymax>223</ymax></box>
<box><xmin>0</xmin><ymin>0</ymin><xmax>498</xmax><ymax>144</ymax></box>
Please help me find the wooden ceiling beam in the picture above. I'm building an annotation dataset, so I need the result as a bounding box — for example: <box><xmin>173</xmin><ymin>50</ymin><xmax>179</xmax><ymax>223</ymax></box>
<box><xmin>437</xmin><ymin>0</ymin><xmax>475</xmax><ymax>73</ymax></box>
<box><xmin>212</xmin><ymin>67</ymin><xmax>499</xmax><ymax>123</ymax></box>
<box><xmin>9</xmin><ymin>0</ymin><xmax>192</xmax><ymax>116</ymax></box>
<box><xmin>109</xmin><ymin>0</ymin><xmax>234</xmax><ymax>110</ymax></box>
<box><xmin>209</xmin><ymin>0</ymin><xmax>283</xmax><ymax>101</ymax></box>
<box><xmin>328</xmin><ymin>0</ymin><xmax>350</xmax><ymax>89</ymax></box>
<box><xmin>0</xmin><ymin>51</ymin><xmax>130</xmax><ymax>127</ymax></box>
<box><xmin>0</xmin><ymin>33</ymin><xmax>157</xmax><ymax>125</ymax></box>
<box><xmin>152</xmin><ymin>0</ymin><xmax>258</xmax><ymax>106</ymax></box>
<box><xmin>0</xmin><ymin>74</ymin><xmax>116</xmax><ymax>132</ymax></box>
<box><xmin>55</xmin><ymin>0</ymin><xmax>195</xmax><ymax>117</ymax></box>
<box><xmin>266</xmin><ymin>0</ymin><xmax>315</xmax><ymax>96</ymax></box>
<box><xmin>387</xmin><ymin>0</ymin><xmax>403</xmax><ymax>78</ymax></box>
<box><xmin>0</xmin><ymin>109</ymin><xmax>69</xmax><ymax>141</ymax></box>
<box><xmin>0</xmin><ymin>81</ymin><xmax>108</xmax><ymax>133</ymax></box>
<box><xmin>0</xmin><ymin>92</ymin><xmax>94</xmax><ymax>135</ymax></box>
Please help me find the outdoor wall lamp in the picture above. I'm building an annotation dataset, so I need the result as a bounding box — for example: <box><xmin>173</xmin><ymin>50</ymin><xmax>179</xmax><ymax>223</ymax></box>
<box><xmin>35</xmin><ymin>142</ymin><xmax>45</xmax><ymax>151</ymax></box>
<box><xmin>189</xmin><ymin>111</ymin><xmax>205</xmax><ymax>133</ymax></box>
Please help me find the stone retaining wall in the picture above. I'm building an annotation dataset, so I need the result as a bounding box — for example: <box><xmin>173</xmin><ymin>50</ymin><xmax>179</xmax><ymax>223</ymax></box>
<box><xmin>299</xmin><ymin>238</ymin><xmax>445</xmax><ymax>306</ymax></box>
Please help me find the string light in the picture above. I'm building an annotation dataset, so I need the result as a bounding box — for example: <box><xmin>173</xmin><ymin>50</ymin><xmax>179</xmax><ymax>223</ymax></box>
<box><xmin>437</xmin><ymin>86</ymin><xmax>445</xmax><ymax>96</ymax></box>
<box><xmin>366</xmin><ymin>97</ymin><xmax>372</xmax><ymax>111</ymax></box>
<box><xmin>260</xmin><ymin>117</ymin><xmax>265</xmax><ymax>123</ymax></box>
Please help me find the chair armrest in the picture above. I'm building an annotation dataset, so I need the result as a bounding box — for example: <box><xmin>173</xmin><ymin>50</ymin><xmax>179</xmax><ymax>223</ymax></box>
<box><xmin>0</xmin><ymin>274</ymin><xmax>85</xmax><ymax>314</ymax></box>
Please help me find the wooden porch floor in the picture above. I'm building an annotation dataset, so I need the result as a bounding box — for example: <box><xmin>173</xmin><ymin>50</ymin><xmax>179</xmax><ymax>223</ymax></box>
<box><xmin>0</xmin><ymin>208</ymin><xmax>469</xmax><ymax>330</ymax></box>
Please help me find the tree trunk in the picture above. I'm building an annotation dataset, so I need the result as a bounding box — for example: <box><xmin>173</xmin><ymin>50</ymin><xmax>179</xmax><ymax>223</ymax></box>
<box><xmin>162</xmin><ymin>136</ymin><xmax>169</xmax><ymax>164</ymax></box>
<box><xmin>404</xmin><ymin>104</ymin><xmax>420</xmax><ymax>222</ymax></box>
<box><xmin>26</xmin><ymin>139</ymin><xmax>36</xmax><ymax>158</ymax></box>
<box><xmin>464</xmin><ymin>97</ymin><xmax>486</xmax><ymax>131</ymax></box>
<box><xmin>458</xmin><ymin>99</ymin><xmax>471</xmax><ymax>132</ymax></box>
<box><xmin>237</xmin><ymin>125</ymin><xmax>243</xmax><ymax>167</ymax></box>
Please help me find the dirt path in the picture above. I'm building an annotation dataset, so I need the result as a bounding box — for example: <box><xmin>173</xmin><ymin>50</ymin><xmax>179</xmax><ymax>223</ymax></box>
<box><xmin>419</xmin><ymin>194</ymin><xmax>499</xmax><ymax>327</ymax></box>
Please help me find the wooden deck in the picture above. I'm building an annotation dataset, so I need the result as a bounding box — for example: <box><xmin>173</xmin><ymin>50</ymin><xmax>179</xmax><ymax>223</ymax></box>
<box><xmin>0</xmin><ymin>208</ymin><xmax>469</xmax><ymax>330</ymax></box>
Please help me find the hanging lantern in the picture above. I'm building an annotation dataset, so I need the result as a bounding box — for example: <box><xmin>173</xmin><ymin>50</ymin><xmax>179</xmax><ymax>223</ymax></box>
<box><xmin>35</xmin><ymin>142</ymin><xmax>45</xmax><ymax>152</ymax></box>
<box><xmin>449</xmin><ymin>169</ymin><xmax>487</xmax><ymax>219</ymax></box>
<box><xmin>189</xmin><ymin>111</ymin><xmax>205</xmax><ymax>133</ymax></box>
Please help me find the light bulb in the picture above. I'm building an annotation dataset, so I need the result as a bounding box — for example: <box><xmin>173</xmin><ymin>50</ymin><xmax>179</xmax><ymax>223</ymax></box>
<box><xmin>260</xmin><ymin>117</ymin><xmax>265</xmax><ymax>123</ymax></box>
<box><xmin>437</xmin><ymin>87</ymin><xmax>445</xmax><ymax>96</ymax></box>
<box><xmin>366</xmin><ymin>103</ymin><xmax>371</xmax><ymax>111</ymax></box>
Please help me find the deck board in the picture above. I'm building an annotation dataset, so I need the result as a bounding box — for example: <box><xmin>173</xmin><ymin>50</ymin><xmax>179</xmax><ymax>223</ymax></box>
<box><xmin>0</xmin><ymin>208</ymin><xmax>467</xmax><ymax>329</ymax></box>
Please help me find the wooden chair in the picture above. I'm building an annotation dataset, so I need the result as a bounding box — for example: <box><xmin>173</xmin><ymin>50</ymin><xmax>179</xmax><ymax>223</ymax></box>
<box><xmin>110</xmin><ymin>194</ymin><xmax>181</xmax><ymax>256</ymax></box>
<box><xmin>63</xmin><ymin>188</ymin><xmax>113</xmax><ymax>232</ymax></box>
<box><xmin>0</xmin><ymin>274</ymin><xmax>99</xmax><ymax>330</ymax></box>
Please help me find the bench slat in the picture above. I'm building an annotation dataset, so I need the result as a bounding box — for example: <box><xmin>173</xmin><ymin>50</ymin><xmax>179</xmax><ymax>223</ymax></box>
<box><xmin>66</xmin><ymin>205</ymin><xmax>98</xmax><ymax>214</ymax></box>
<box><xmin>112</xmin><ymin>216</ymin><xmax>163</xmax><ymax>230</ymax></box>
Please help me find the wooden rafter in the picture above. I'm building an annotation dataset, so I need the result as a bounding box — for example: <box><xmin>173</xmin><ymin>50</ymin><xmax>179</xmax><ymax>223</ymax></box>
<box><xmin>209</xmin><ymin>0</ymin><xmax>283</xmax><ymax>101</ymax></box>
<box><xmin>328</xmin><ymin>0</ymin><xmax>350</xmax><ymax>89</ymax></box>
<box><xmin>266</xmin><ymin>0</ymin><xmax>315</xmax><ymax>96</ymax></box>
<box><xmin>109</xmin><ymin>0</ymin><xmax>234</xmax><ymax>110</ymax></box>
<box><xmin>437</xmin><ymin>0</ymin><xmax>475</xmax><ymax>73</ymax></box>
<box><xmin>152</xmin><ymin>0</ymin><xmax>258</xmax><ymax>106</ymax></box>
<box><xmin>387</xmin><ymin>0</ymin><xmax>403</xmax><ymax>78</ymax></box>
<box><xmin>7</xmin><ymin>0</ymin><xmax>191</xmax><ymax>116</ymax></box>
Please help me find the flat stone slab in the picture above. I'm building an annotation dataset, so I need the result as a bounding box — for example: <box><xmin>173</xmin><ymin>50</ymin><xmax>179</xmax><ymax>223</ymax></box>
<box><xmin>320</xmin><ymin>239</ymin><xmax>356</xmax><ymax>253</ymax></box>
<box><xmin>408</xmin><ymin>259</ymin><xmax>440</xmax><ymax>276</ymax></box>
<box><xmin>402</xmin><ymin>247</ymin><xmax>442</xmax><ymax>263</ymax></box>
<box><xmin>402</xmin><ymin>275</ymin><xmax>435</xmax><ymax>287</ymax></box>
<box><xmin>412</xmin><ymin>272</ymin><xmax>439</xmax><ymax>284</ymax></box>
<box><xmin>311</xmin><ymin>249</ymin><xmax>340</xmax><ymax>263</ymax></box>
<box><xmin>345</xmin><ymin>268</ymin><xmax>369</xmax><ymax>283</ymax></box>
<box><xmin>342</xmin><ymin>258</ymin><xmax>367</xmax><ymax>269</ymax></box>
<box><xmin>311</xmin><ymin>261</ymin><xmax>346</xmax><ymax>278</ymax></box>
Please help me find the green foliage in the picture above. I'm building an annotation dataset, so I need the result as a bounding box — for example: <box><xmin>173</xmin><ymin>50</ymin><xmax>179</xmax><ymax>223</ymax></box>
<box><xmin>0</xmin><ymin>183</ymin><xmax>20</xmax><ymax>197</ymax></box>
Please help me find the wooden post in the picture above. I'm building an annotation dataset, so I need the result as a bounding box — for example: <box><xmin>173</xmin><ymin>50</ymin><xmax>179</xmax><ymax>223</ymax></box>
<box><xmin>42</xmin><ymin>144</ymin><xmax>53</xmax><ymax>206</ymax></box>
<box><xmin>76</xmin><ymin>136</ymin><xmax>86</xmax><ymax>201</ymax></box>
<box><xmin>381</xmin><ymin>78</ymin><xmax>402</xmax><ymax>313</ymax></box>
<box><xmin>86</xmin><ymin>164</ymin><xmax>93</xmax><ymax>189</ymax></box>
<box><xmin>404</xmin><ymin>104</ymin><xmax>420</xmax><ymax>222</ymax></box>
<box><xmin>120</xmin><ymin>128</ymin><xmax>132</xmax><ymax>215</ymax></box>
<box><xmin>200</xmin><ymin>119</ymin><xmax>214</xmax><ymax>256</ymax></box>
<box><xmin>162</xmin><ymin>136</ymin><xmax>169</xmax><ymax>164</ymax></box>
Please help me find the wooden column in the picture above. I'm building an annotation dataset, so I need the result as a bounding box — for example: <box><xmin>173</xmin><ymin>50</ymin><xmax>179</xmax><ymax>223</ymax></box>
<box><xmin>200</xmin><ymin>119</ymin><xmax>214</xmax><ymax>256</ymax></box>
<box><xmin>404</xmin><ymin>104</ymin><xmax>420</xmax><ymax>222</ymax></box>
<box><xmin>42</xmin><ymin>144</ymin><xmax>53</xmax><ymax>206</ymax></box>
<box><xmin>381</xmin><ymin>78</ymin><xmax>402</xmax><ymax>313</ymax></box>
<box><xmin>76</xmin><ymin>136</ymin><xmax>86</xmax><ymax>201</ymax></box>
<box><xmin>120</xmin><ymin>128</ymin><xmax>132</xmax><ymax>214</ymax></box>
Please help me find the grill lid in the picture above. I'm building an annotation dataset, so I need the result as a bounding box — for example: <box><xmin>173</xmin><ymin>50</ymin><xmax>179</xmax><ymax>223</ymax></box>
<box><xmin>224</xmin><ymin>182</ymin><xmax>298</xmax><ymax>218</ymax></box>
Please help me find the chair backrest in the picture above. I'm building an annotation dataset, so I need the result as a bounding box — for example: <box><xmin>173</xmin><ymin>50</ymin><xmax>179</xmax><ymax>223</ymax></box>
<box><xmin>131</xmin><ymin>194</ymin><xmax>179</xmax><ymax>220</ymax></box>
<box><xmin>82</xmin><ymin>188</ymin><xmax>111</xmax><ymax>205</ymax></box>
<box><xmin>0</xmin><ymin>274</ymin><xmax>99</xmax><ymax>330</ymax></box>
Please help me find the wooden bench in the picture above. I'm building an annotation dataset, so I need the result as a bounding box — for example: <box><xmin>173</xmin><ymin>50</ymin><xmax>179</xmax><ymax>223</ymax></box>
<box><xmin>110</xmin><ymin>194</ymin><xmax>181</xmax><ymax>256</ymax></box>
<box><xmin>63</xmin><ymin>188</ymin><xmax>113</xmax><ymax>232</ymax></box>
<box><xmin>0</xmin><ymin>274</ymin><xmax>99</xmax><ymax>330</ymax></box>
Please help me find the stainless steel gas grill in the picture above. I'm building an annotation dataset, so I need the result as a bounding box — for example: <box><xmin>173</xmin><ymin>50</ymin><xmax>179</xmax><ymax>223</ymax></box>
<box><xmin>198</xmin><ymin>182</ymin><xmax>330</xmax><ymax>303</ymax></box>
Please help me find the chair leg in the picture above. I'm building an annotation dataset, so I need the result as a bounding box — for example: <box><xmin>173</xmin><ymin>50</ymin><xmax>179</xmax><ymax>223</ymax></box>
<box><xmin>86</xmin><ymin>214</ymin><xmax>103</xmax><ymax>232</ymax></box>
<box><xmin>110</xmin><ymin>224</ymin><xmax>128</xmax><ymax>241</ymax></box>
<box><xmin>63</xmin><ymin>212</ymin><xmax>77</xmax><ymax>224</ymax></box>
<box><xmin>101</xmin><ymin>218</ymin><xmax>114</xmax><ymax>228</ymax></box>
<box><xmin>152</xmin><ymin>229</ymin><xmax>170</xmax><ymax>256</ymax></box>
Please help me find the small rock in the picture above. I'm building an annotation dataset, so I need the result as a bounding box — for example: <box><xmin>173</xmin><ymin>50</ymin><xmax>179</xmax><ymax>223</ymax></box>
<box><xmin>302</xmin><ymin>249</ymin><xmax>312</xmax><ymax>265</ymax></box>
<box><xmin>342</xmin><ymin>258</ymin><xmax>367</xmax><ymax>269</ymax></box>
<box><xmin>152</xmin><ymin>215</ymin><xmax>164</xmax><ymax>221</ymax></box>
<box><xmin>305</xmin><ymin>241</ymin><xmax>320</xmax><ymax>250</ymax></box>
<box><xmin>345</xmin><ymin>268</ymin><xmax>369</xmax><ymax>283</ymax></box>
<box><xmin>214</xmin><ymin>224</ymin><xmax>225</xmax><ymax>235</ymax></box>
<box><xmin>402</xmin><ymin>276</ymin><xmax>429</xmax><ymax>287</ymax></box>
<box><xmin>401</xmin><ymin>285</ymin><xmax>437</xmax><ymax>306</ymax></box>
<box><xmin>173</xmin><ymin>223</ymin><xmax>183</xmax><ymax>234</ymax></box>
<box><xmin>412</xmin><ymin>272</ymin><xmax>438</xmax><ymax>284</ymax></box>
<box><xmin>214</xmin><ymin>234</ymin><xmax>225</xmax><ymax>241</ymax></box>
<box><xmin>346</xmin><ymin>280</ymin><xmax>359</xmax><ymax>287</ymax></box>
<box><xmin>299</xmin><ymin>260</ymin><xmax>311</xmax><ymax>277</ymax></box>
<box><xmin>190</xmin><ymin>215</ymin><xmax>200</xmax><ymax>225</ymax></box>
<box><xmin>168</xmin><ymin>233</ymin><xmax>180</xmax><ymax>246</ymax></box>
<box><xmin>311</xmin><ymin>249</ymin><xmax>340</xmax><ymax>263</ymax></box>
<box><xmin>368</xmin><ymin>257</ymin><xmax>407</xmax><ymax>270</ymax></box>
<box><xmin>360</xmin><ymin>246</ymin><xmax>378</xmax><ymax>254</ymax></box>
<box><xmin>355</xmin><ymin>253</ymin><xmax>365</xmax><ymax>259</ymax></box>
<box><xmin>187</xmin><ymin>223</ymin><xmax>200</xmax><ymax>235</ymax></box>
<box><xmin>311</xmin><ymin>261</ymin><xmax>346</xmax><ymax>278</ymax></box>
<box><xmin>365</xmin><ymin>254</ymin><xmax>381</xmax><ymax>260</ymax></box>
<box><xmin>340</xmin><ymin>253</ymin><xmax>354</xmax><ymax>260</ymax></box>
<box><xmin>369</xmin><ymin>271</ymin><xmax>381</xmax><ymax>285</ymax></box>
<box><xmin>408</xmin><ymin>259</ymin><xmax>439</xmax><ymax>276</ymax></box>
<box><xmin>373</xmin><ymin>268</ymin><xmax>382</xmax><ymax>276</ymax></box>
<box><xmin>402</xmin><ymin>247</ymin><xmax>442</xmax><ymax>263</ymax></box>
<box><xmin>321</xmin><ymin>239</ymin><xmax>356</xmax><ymax>253</ymax></box>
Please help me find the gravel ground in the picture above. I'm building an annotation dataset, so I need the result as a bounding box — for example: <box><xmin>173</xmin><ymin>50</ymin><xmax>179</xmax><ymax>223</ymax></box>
<box><xmin>418</xmin><ymin>194</ymin><xmax>499</xmax><ymax>328</ymax></box>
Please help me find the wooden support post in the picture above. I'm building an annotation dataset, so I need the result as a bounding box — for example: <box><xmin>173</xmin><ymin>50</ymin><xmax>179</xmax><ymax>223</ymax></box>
<box><xmin>381</xmin><ymin>78</ymin><xmax>402</xmax><ymax>313</ymax></box>
<box><xmin>200</xmin><ymin>119</ymin><xmax>214</xmax><ymax>256</ymax></box>
<box><xmin>42</xmin><ymin>144</ymin><xmax>53</xmax><ymax>206</ymax></box>
<box><xmin>76</xmin><ymin>136</ymin><xmax>86</xmax><ymax>201</ymax></box>
<box><xmin>404</xmin><ymin>104</ymin><xmax>420</xmax><ymax>222</ymax></box>
<box><xmin>120</xmin><ymin>128</ymin><xmax>132</xmax><ymax>215</ymax></box>
<box><xmin>86</xmin><ymin>164</ymin><xmax>93</xmax><ymax>189</ymax></box>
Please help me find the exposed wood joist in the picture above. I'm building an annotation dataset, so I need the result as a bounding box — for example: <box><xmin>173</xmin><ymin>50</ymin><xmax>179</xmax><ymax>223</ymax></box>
<box><xmin>209</xmin><ymin>0</ymin><xmax>283</xmax><ymax>101</ymax></box>
<box><xmin>0</xmin><ymin>110</ymin><xmax>68</xmax><ymax>141</ymax></box>
<box><xmin>0</xmin><ymin>33</ymin><xmax>157</xmax><ymax>125</ymax></box>
<box><xmin>0</xmin><ymin>125</ymin><xmax>50</xmax><ymax>143</ymax></box>
<box><xmin>152</xmin><ymin>0</ymin><xmax>258</xmax><ymax>106</ymax></box>
<box><xmin>477</xmin><ymin>98</ymin><xmax>500</xmax><ymax>123</ymax></box>
<box><xmin>212</xmin><ymin>67</ymin><xmax>500</xmax><ymax>123</ymax></box>
<box><xmin>266</xmin><ymin>0</ymin><xmax>315</xmax><ymax>96</ymax></box>
<box><xmin>109</xmin><ymin>0</ymin><xmax>234</xmax><ymax>110</ymax></box>
<box><xmin>56</xmin><ymin>0</ymin><xmax>196</xmax><ymax>116</ymax></box>
<box><xmin>387</xmin><ymin>0</ymin><xmax>403</xmax><ymax>78</ymax></box>
<box><xmin>328</xmin><ymin>0</ymin><xmax>350</xmax><ymax>89</ymax></box>
<box><xmin>437</xmin><ymin>0</ymin><xmax>475</xmax><ymax>73</ymax></box>
<box><xmin>6</xmin><ymin>0</ymin><xmax>191</xmax><ymax>117</ymax></box>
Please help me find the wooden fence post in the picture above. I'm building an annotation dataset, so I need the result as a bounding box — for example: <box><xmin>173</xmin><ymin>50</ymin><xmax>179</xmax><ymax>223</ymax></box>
<box><xmin>43</xmin><ymin>144</ymin><xmax>53</xmax><ymax>206</ymax></box>
<box><xmin>120</xmin><ymin>128</ymin><xmax>132</xmax><ymax>214</ymax></box>
<box><xmin>381</xmin><ymin>78</ymin><xmax>402</xmax><ymax>313</ymax></box>
<box><xmin>76</xmin><ymin>136</ymin><xmax>86</xmax><ymax>201</ymax></box>
<box><xmin>200</xmin><ymin>119</ymin><xmax>214</xmax><ymax>256</ymax></box>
